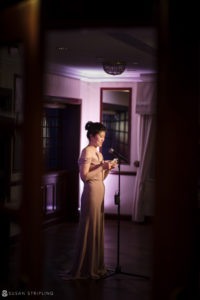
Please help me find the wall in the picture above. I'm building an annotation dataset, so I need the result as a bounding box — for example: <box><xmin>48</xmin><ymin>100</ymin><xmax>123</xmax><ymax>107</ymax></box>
<box><xmin>45</xmin><ymin>73</ymin><xmax>81</xmax><ymax>99</ymax></box>
<box><xmin>44</xmin><ymin>74</ymin><xmax>140</xmax><ymax>216</ymax></box>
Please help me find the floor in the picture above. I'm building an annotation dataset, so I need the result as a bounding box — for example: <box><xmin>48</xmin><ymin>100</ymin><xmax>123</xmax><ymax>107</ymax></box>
<box><xmin>42</xmin><ymin>219</ymin><xmax>153</xmax><ymax>300</ymax></box>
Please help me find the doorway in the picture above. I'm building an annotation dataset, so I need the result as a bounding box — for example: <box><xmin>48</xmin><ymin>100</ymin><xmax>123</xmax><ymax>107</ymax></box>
<box><xmin>42</xmin><ymin>98</ymin><xmax>81</xmax><ymax>222</ymax></box>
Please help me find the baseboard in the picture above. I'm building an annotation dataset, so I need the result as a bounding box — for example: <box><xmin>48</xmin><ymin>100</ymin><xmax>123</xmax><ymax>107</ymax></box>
<box><xmin>105</xmin><ymin>213</ymin><xmax>132</xmax><ymax>221</ymax></box>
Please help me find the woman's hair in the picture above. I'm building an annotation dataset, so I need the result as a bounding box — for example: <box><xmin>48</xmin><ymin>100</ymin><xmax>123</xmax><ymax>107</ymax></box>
<box><xmin>85</xmin><ymin>121</ymin><xmax>106</xmax><ymax>140</ymax></box>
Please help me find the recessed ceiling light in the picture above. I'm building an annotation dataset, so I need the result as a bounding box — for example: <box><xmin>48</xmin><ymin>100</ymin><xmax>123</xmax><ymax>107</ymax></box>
<box><xmin>56</xmin><ymin>47</ymin><xmax>68</xmax><ymax>51</ymax></box>
<box><xmin>96</xmin><ymin>57</ymin><xmax>104</xmax><ymax>61</ymax></box>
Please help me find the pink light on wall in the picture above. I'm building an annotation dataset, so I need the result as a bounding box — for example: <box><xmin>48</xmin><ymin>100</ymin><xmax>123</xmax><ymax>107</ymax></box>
<box><xmin>104</xmin><ymin>174</ymin><xmax>136</xmax><ymax>215</ymax></box>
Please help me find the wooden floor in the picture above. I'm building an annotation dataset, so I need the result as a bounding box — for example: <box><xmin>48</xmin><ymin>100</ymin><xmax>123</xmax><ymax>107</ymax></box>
<box><xmin>42</xmin><ymin>219</ymin><xmax>153</xmax><ymax>300</ymax></box>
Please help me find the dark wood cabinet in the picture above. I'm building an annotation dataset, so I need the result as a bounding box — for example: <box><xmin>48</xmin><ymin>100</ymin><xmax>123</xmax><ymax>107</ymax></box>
<box><xmin>42</xmin><ymin>170</ymin><xmax>79</xmax><ymax>222</ymax></box>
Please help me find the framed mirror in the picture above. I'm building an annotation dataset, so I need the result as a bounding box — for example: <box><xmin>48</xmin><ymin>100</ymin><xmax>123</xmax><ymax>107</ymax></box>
<box><xmin>100</xmin><ymin>88</ymin><xmax>132</xmax><ymax>164</ymax></box>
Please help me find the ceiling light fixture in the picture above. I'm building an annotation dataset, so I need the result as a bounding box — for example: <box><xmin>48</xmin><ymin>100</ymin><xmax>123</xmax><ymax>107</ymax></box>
<box><xmin>102</xmin><ymin>61</ymin><xmax>126</xmax><ymax>76</ymax></box>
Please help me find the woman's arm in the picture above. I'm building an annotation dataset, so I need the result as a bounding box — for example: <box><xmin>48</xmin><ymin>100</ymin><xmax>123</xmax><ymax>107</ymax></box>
<box><xmin>80</xmin><ymin>162</ymin><xmax>112</xmax><ymax>182</ymax></box>
<box><xmin>79</xmin><ymin>149</ymin><xmax>112</xmax><ymax>182</ymax></box>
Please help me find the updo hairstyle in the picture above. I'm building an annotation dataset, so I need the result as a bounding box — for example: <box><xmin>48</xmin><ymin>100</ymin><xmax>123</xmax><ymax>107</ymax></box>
<box><xmin>85</xmin><ymin>121</ymin><xmax>106</xmax><ymax>140</ymax></box>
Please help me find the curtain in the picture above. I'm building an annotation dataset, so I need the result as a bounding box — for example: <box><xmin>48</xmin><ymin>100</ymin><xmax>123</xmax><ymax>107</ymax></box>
<box><xmin>132</xmin><ymin>82</ymin><xmax>156</xmax><ymax>222</ymax></box>
<box><xmin>135</xmin><ymin>82</ymin><xmax>156</xmax><ymax>115</ymax></box>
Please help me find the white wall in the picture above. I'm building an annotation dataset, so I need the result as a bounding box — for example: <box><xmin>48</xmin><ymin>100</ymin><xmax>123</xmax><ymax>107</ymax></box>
<box><xmin>45</xmin><ymin>73</ymin><xmax>81</xmax><ymax>99</ymax></box>
<box><xmin>79</xmin><ymin>81</ymin><xmax>101</xmax><ymax>149</ymax></box>
<box><xmin>104</xmin><ymin>174</ymin><xmax>136</xmax><ymax>215</ymax></box>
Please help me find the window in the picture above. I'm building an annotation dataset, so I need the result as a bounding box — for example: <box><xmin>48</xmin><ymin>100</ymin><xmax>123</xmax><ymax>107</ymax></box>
<box><xmin>42</xmin><ymin>108</ymin><xmax>62</xmax><ymax>170</ymax></box>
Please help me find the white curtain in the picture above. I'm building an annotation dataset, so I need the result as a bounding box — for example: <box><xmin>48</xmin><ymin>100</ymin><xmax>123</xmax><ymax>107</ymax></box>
<box><xmin>132</xmin><ymin>82</ymin><xmax>156</xmax><ymax>222</ymax></box>
<box><xmin>136</xmin><ymin>82</ymin><xmax>156</xmax><ymax>115</ymax></box>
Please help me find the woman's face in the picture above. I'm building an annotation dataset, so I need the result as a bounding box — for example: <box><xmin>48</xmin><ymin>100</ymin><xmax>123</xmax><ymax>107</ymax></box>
<box><xmin>90</xmin><ymin>131</ymin><xmax>106</xmax><ymax>148</ymax></box>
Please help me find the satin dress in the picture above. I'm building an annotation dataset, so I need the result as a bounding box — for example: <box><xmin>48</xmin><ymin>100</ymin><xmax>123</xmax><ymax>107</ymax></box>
<box><xmin>68</xmin><ymin>146</ymin><xmax>107</xmax><ymax>279</ymax></box>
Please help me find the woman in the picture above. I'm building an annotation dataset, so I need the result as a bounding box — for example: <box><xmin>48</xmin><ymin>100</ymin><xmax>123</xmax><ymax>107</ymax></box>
<box><xmin>62</xmin><ymin>121</ymin><xmax>117</xmax><ymax>280</ymax></box>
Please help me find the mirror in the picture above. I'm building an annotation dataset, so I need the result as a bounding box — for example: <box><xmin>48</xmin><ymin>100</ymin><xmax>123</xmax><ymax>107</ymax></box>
<box><xmin>100</xmin><ymin>88</ymin><xmax>131</xmax><ymax>164</ymax></box>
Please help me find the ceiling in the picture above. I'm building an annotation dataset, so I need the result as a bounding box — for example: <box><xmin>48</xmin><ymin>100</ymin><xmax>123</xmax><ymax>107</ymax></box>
<box><xmin>45</xmin><ymin>27</ymin><xmax>157</xmax><ymax>82</ymax></box>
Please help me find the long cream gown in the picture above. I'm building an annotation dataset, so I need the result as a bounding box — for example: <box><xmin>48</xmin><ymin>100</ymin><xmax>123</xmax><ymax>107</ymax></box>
<box><xmin>68</xmin><ymin>146</ymin><xmax>107</xmax><ymax>279</ymax></box>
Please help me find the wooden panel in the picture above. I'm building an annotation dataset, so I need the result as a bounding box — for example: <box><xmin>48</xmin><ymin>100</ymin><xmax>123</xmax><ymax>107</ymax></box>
<box><xmin>0</xmin><ymin>0</ymin><xmax>44</xmax><ymax>293</ymax></box>
<box><xmin>42</xmin><ymin>171</ymin><xmax>68</xmax><ymax>218</ymax></box>
<box><xmin>152</xmin><ymin>1</ymin><xmax>199</xmax><ymax>299</ymax></box>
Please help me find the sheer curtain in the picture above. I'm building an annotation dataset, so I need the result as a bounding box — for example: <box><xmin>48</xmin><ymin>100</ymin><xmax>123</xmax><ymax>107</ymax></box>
<box><xmin>132</xmin><ymin>82</ymin><xmax>156</xmax><ymax>222</ymax></box>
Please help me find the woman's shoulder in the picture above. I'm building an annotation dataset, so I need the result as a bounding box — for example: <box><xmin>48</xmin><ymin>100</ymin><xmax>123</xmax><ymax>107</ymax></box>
<box><xmin>81</xmin><ymin>146</ymin><xmax>95</xmax><ymax>157</ymax></box>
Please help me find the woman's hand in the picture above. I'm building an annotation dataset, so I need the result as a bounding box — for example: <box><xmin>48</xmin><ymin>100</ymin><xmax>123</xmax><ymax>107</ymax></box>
<box><xmin>102</xmin><ymin>159</ymin><xmax>118</xmax><ymax>170</ymax></box>
<box><xmin>102</xmin><ymin>161</ymin><xmax>112</xmax><ymax>170</ymax></box>
<box><xmin>111</xmin><ymin>159</ymin><xmax>118</xmax><ymax>169</ymax></box>
<box><xmin>103</xmin><ymin>159</ymin><xmax>118</xmax><ymax>180</ymax></box>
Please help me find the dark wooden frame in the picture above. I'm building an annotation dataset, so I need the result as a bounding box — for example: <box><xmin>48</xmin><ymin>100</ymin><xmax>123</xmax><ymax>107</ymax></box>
<box><xmin>100</xmin><ymin>87</ymin><xmax>132</xmax><ymax>165</ymax></box>
<box><xmin>0</xmin><ymin>0</ymin><xmax>44</xmax><ymax>291</ymax></box>
<box><xmin>0</xmin><ymin>87</ymin><xmax>13</xmax><ymax>113</ymax></box>
<box><xmin>12</xmin><ymin>74</ymin><xmax>23</xmax><ymax>173</ymax></box>
<box><xmin>1</xmin><ymin>1</ymin><xmax>198</xmax><ymax>298</ymax></box>
<box><xmin>13</xmin><ymin>74</ymin><xmax>23</xmax><ymax>123</ymax></box>
<box><xmin>0</xmin><ymin>87</ymin><xmax>13</xmax><ymax>204</ymax></box>
<box><xmin>44</xmin><ymin>95</ymin><xmax>82</xmax><ymax>106</ymax></box>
